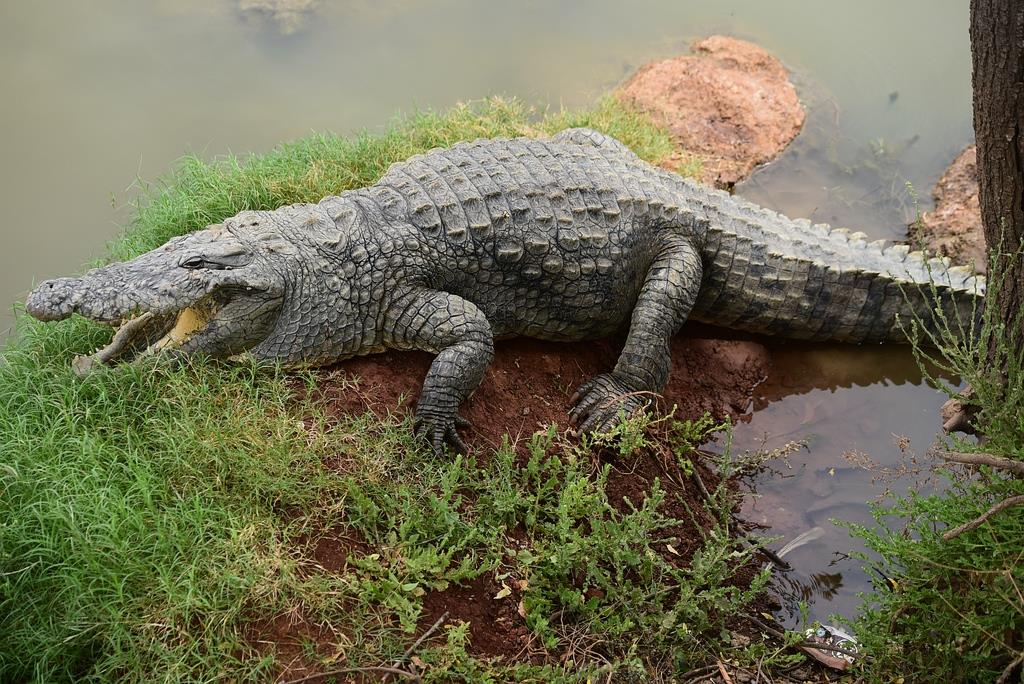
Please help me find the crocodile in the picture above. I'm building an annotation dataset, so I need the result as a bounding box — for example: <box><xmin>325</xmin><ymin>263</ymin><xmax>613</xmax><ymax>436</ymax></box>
<box><xmin>26</xmin><ymin>128</ymin><xmax>984</xmax><ymax>453</ymax></box>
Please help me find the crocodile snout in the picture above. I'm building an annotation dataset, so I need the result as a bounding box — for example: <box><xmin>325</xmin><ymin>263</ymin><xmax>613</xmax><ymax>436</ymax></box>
<box><xmin>26</xmin><ymin>277</ymin><xmax>81</xmax><ymax>322</ymax></box>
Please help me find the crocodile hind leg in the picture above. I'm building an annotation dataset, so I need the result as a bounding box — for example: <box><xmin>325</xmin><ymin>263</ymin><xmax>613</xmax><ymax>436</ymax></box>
<box><xmin>570</xmin><ymin>235</ymin><xmax>703</xmax><ymax>434</ymax></box>
<box><xmin>383</xmin><ymin>288</ymin><xmax>495</xmax><ymax>454</ymax></box>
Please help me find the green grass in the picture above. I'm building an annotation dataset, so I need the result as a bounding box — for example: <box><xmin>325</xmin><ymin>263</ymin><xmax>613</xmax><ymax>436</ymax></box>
<box><xmin>0</xmin><ymin>97</ymin><xmax>755</xmax><ymax>683</ymax></box>
<box><xmin>0</xmin><ymin>356</ymin><xmax>346</xmax><ymax>681</ymax></box>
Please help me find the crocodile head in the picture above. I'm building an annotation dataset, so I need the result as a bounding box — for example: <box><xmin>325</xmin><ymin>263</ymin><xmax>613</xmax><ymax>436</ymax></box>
<box><xmin>26</xmin><ymin>212</ymin><xmax>295</xmax><ymax>373</ymax></box>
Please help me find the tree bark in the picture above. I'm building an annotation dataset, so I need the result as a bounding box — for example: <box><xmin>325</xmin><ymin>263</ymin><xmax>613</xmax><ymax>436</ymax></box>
<box><xmin>970</xmin><ymin>0</ymin><xmax>1024</xmax><ymax>346</ymax></box>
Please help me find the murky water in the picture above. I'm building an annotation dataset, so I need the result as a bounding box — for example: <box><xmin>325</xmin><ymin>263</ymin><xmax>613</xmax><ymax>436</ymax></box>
<box><xmin>704</xmin><ymin>342</ymin><xmax>957</xmax><ymax>628</ymax></box>
<box><xmin>1</xmin><ymin>1</ymin><xmax>973</xmax><ymax>629</ymax></box>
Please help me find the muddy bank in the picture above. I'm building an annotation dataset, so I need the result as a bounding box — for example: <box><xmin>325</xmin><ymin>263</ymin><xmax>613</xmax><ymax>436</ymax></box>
<box><xmin>319</xmin><ymin>334</ymin><xmax>771</xmax><ymax>454</ymax></box>
<box><xmin>917</xmin><ymin>145</ymin><xmax>985</xmax><ymax>273</ymax></box>
<box><xmin>274</xmin><ymin>35</ymin><xmax>824</xmax><ymax>679</ymax></box>
<box><xmin>266</xmin><ymin>398</ymin><xmax>782</xmax><ymax>678</ymax></box>
<box><xmin>618</xmin><ymin>35</ymin><xmax>805</xmax><ymax>189</ymax></box>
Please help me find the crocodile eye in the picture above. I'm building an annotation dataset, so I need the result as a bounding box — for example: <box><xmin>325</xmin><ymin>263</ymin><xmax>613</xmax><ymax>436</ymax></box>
<box><xmin>180</xmin><ymin>256</ymin><xmax>205</xmax><ymax>269</ymax></box>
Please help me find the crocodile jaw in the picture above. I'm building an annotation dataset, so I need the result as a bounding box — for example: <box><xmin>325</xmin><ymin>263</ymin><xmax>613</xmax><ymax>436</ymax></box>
<box><xmin>70</xmin><ymin>302</ymin><xmax>216</xmax><ymax>375</ymax></box>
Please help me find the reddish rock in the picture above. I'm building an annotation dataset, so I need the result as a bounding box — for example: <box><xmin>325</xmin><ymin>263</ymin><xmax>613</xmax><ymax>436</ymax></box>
<box><xmin>617</xmin><ymin>35</ymin><xmax>805</xmax><ymax>189</ymax></box>
<box><xmin>917</xmin><ymin>145</ymin><xmax>986</xmax><ymax>273</ymax></box>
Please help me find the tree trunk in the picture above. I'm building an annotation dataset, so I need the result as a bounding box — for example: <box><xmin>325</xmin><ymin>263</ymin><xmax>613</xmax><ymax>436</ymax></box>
<box><xmin>970</xmin><ymin>0</ymin><xmax>1024</xmax><ymax>344</ymax></box>
<box><xmin>942</xmin><ymin>1</ymin><xmax>1024</xmax><ymax>432</ymax></box>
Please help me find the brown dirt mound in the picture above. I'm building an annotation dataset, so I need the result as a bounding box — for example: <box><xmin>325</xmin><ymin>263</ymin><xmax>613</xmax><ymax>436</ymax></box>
<box><xmin>618</xmin><ymin>35</ymin><xmax>805</xmax><ymax>189</ymax></box>
<box><xmin>917</xmin><ymin>145</ymin><xmax>985</xmax><ymax>273</ymax></box>
<box><xmin>418</xmin><ymin>572</ymin><xmax>536</xmax><ymax>660</ymax></box>
<box><xmin>302</xmin><ymin>334</ymin><xmax>770</xmax><ymax>668</ymax></box>
<box><xmin>318</xmin><ymin>332</ymin><xmax>771</xmax><ymax>454</ymax></box>
<box><xmin>246</xmin><ymin>607</ymin><xmax>341</xmax><ymax>682</ymax></box>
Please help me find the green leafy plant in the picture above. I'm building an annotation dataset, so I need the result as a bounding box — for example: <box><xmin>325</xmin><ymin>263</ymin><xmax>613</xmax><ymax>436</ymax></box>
<box><xmin>849</xmin><ymin>246</ymin><xmax>1024</xmax><ymax>682</ymax></box>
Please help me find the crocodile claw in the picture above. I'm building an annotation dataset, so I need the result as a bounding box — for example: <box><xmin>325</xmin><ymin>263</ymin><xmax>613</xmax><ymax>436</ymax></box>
<box><xmin>569</xmin><ymin>373</ymin><xmax>652</xmax><ymax>435</ymax></box>
<box><xmin>413</xmin><ymin>412</ymin><xmax>472</xmax><ymax>455</ymax></box>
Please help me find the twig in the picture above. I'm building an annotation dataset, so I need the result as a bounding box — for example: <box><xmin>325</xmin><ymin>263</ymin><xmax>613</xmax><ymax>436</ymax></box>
<box><xmin>689</xmin><ymin>458</ymin><xmax>713</xmax><ymax>503</ymax></box>
<box><xmin>935</xmin><ymin>450</ymin><xmax>1024</xmax><ymax>476</ymax></box>
<box><xmin>283</xmin><ymin>615</ymin><xmax>450</xmax><ymax>684</ymax></box>
<box><xmin>757</xmin><ymin>544</ymin><xmax>792</xmax><ymax>571</ymax></box>
<box><xmin>997</xmin><ymin>651</ymin><xmax>1024</xmax><ymax>684</ymax></box>
<box><xmin>943</xmin><ymin>495</ymin><xmax>1024</xmax><ymax>541</ymax></box>
<box><xmin>747</xmin><ymin>614</ymin><xmax>863</xmax><ymax>659</ymax></box>
<box><xmin>746</xmin><ymin>613</ymin><xmax>786</xmax><ymax>640</ymax></box>
<box><xmin>405</xmin><ymin>611</ymin><xmax>449</xmax><ymax>659</ymax></box>
<box><xmin>384</xmin><ymin>611</ymin><xmax>449</xmax><ymax>680</ymax></box>
<box><xmin>279</xmin><ymin>665</ymin><xmax>419</xmax><ymax>684</ymax></box>
<box><xmin>679</xmin><ymin>663</ymin><xmax>718</xmax><ymax>680</ymax></box>
<box><xmin>717</xmin><ymin>659</ymin><xmax>735</xmax><ymax>684</ymax></box>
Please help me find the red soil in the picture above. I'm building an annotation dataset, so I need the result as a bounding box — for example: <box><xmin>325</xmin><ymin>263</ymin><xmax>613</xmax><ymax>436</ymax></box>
<box><xmin>918</xmin><ymin>145</ymin><xmax>986</xmax><ymax>274</ymax></box>
<box><xmin>316</xmin><ymin>331</ymin><xmax>771</xmax><ymax>455</ymax></box>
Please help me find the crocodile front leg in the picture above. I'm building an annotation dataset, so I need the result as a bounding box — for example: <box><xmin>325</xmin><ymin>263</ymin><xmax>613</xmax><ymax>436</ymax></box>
<box><xmin>383</xmin><ymin>288</ymin><xmax>494</xmax><ymax>454</ymax></box>
<box><xmin>571</xmin><ymin>235</ymin><xmax>703</xmax><ymax>433</ymax></box>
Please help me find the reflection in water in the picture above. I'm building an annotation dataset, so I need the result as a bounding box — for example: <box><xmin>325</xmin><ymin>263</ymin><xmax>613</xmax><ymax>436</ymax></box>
<box><xmin>705</xmin><ymin>340</ymin><xmax>956</xmax><ymax>628</ymax></box>
<box><xmin>737</xmin><ymin>89</ymin><xmax>925</xmax><ymax>242</ymax></box>
<box><xmin>755</xmin><ymin>341</ymin><xmax>945</xmax><ymax>405</ymax></box>
<box><xmin>777</xmin><ymin>570</ymin><xmax>845</xmax><ymax>607</ymax></box>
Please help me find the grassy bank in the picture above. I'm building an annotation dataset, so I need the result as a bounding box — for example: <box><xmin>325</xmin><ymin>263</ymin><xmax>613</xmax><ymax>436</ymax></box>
<box><xmin>0</xmin><ymin>98</ymin><xmax>776</xmax><ymax>682</ymax></box>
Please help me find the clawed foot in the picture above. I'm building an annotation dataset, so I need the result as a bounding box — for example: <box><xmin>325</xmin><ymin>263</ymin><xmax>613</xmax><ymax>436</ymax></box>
<box><xmin>569</xmin><ymin>373</ymin><xmax>653</xmax><ymax>434</ymax></box>
<box><xmin>413</xmin><ymin>410</ymin><xmax>473</xmax><ymax>455</ymax></box>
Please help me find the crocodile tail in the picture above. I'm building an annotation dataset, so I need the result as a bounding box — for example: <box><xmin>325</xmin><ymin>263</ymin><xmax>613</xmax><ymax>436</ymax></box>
<box><xmin>764</xmin><ymin>231</ymin><xmax>986</xmax><ymax>345</ymax></box>
<box><xmin>823</xmin><ymin>237</ymin><xmax>986</xmax><ymax>346</ymax></box>
<box><xmin>689</xmin><ymin>187</ymin><xmax>987</xmax><ymax>346</ymax></box>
